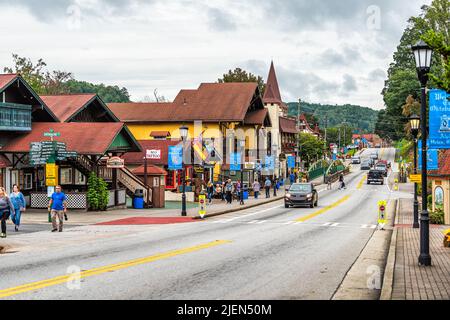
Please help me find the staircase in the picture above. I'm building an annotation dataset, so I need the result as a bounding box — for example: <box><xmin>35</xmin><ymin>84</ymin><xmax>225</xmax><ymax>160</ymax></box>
<box><xmin>68</xmin><ymin>155</ymin><xmax>153</xmax><ymax>207</ymax></box>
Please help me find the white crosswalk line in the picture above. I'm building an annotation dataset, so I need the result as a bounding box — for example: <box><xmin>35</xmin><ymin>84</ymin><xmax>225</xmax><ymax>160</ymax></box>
<box><xmin>370</xmin><ymin>225</ymin><xmax>377</xmax><ymax>229</ymax></box>
<box><xmin>322</xmin><ymin>222</ymin><xmax>332</xmax><ymax>226</ymax></box>
<box><xmin>283</xmin><ymin>221</ymin><xmax>295</xmax><ymax>225</ymax></box>
<box><xmin>247</xmin><ymin>220</ymin><xmax>259</xmax><ymax>224</ymax></box>
<box><xmin>361</xmin><ymin>224</ymin><xmax>368</xmax><ymax>228</ymax></box>
<box><xmin>294</xmin><ymin>221</ymin><xmax>304</xmax><ymax>225</ymax></box>
<box><xmin>331</xmin><ymin>223</ymin><xmax>339</xmax><ymax>227</ymax></box>
<box><xmin>256</xmin><ymin>220</ymin><xmax>267</xmax><ymax>224</ymax></box>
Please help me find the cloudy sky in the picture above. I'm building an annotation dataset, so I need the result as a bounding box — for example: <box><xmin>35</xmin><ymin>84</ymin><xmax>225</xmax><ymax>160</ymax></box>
<box><xmin>0</xmin><ymin>0</ymin><xmax>430</xmax><ymax>109</ymax></box>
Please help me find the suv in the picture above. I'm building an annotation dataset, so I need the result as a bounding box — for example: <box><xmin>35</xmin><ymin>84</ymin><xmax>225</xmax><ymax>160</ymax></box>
<box><xmin>367</xmin><ymin>170</ymin><xmax>384</xmax><ymax>185</ymax></box>
<box><xmin>375</xmin><ymin>162</ymin><xmax>388</xmax><ymax>177</ymax></box>
<box><xmin>351</xmin><ymin>156</ymin><xmax>361</xmax><ymax>164</ymax></box>
<box><xmin>285</xmin><ymin>183</ymin><xmax>318</xmax><ymax>208</ymax></box>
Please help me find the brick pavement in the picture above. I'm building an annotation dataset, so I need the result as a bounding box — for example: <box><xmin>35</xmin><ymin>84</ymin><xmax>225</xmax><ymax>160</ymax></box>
<box><xmin>391</xmin><ymin>198</ymin><xmax>450</xmax><ymax>300</ymax></box>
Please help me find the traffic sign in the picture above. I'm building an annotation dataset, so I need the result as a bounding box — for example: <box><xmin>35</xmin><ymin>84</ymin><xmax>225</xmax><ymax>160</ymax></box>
<box><xmin>199</xmin><ymin>194</ymin><xmax>206</xmax><ymax>219</ymax></box>
<box><xmin>378</xmin><ymin>200</ymin><xmax>388</xmax><ymax>228</ymax></box>
<box><xmin>409</xmin><ymin>174</ymin><xmax>422</xmax><ymax>183</ymax></box>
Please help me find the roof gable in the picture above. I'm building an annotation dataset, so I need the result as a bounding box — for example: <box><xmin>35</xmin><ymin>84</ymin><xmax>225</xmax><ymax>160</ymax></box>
<box><xmin>263</xmin><ymin>61</ymin><xmax>283</xmax><ymax>105</ymax></box>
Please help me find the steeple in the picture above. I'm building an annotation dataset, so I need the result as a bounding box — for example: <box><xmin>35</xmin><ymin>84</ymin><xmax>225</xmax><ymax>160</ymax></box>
<box><xmin>263</xmin><ymin>61</ymin><xmax>283</xmax><ymax>105</ymax></box>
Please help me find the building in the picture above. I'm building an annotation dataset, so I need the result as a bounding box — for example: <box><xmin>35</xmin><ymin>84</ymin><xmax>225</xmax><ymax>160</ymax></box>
<box><xmin>428</xmin><ymin>150</ymin><xmax>450</xmax><ymax>225</ymax></box>
<box><xmin>263</xmin><ymin>61</ymin><xmax>299</xmax><ymax>178</ymax></box>
<box><xmin>0</xmin><ymin>74</ymin><xmax>148</xmax><ymax>209</ymax></box>
<box><xmin>109</xmin><ymin>82</ymin><xmax>271</xmax><ymax>190</ymax></box>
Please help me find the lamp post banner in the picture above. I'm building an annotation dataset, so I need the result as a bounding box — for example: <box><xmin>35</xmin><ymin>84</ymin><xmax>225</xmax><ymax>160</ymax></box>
<box><xmin>229</xmin><ymin>152</ymin><xmax>241</xmax><ymax>171</ymax></box>
<box><xmin>429</xmin><ymin>89</ymin><xmax>450</xmax><ymax>149</ymax></box>
<box><xmin>418</xmin><ymin>140</ymin><xmax>439</xmax><ymax>170</ymax></box>
<box><xmin>287</xmin><ymin>156</ymin><xmax>295</xmax><ymax>169</ymax></box>
<box><xmin>168</xmin><ymin>145</ymin><xmax>183</xmax><ymax>170</ymax></box>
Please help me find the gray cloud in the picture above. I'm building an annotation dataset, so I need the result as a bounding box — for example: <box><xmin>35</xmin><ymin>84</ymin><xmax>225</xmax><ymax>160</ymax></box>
<box><xmin>368</xmin><ymin>68</ymin><xmax>386</xmax><ymax>81</ymax></box>
<box><xmin>207</xmin><ymin>7</ymin><xmax>237</xmax><ymax>31</ymax></box>
<box><xmin>319</xmin><ymin>47</ymin><xmax>363</xmax><ymax>67</ymax></box>
<box><xmin>342</xmin><ymin>74</ymin><xmax>358</xmax><ymax>93</ymax></box>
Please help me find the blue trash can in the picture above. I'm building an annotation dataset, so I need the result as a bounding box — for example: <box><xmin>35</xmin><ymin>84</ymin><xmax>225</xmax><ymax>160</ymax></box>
<box><xmin>133</xmin><ymin>189</ymin><xmax>145</xmax><ymax>209</ymax></box>
<box><xmin>243</xmin><ymin>191</ymin><xmax>249</xmax><ymax>200</ymax></box>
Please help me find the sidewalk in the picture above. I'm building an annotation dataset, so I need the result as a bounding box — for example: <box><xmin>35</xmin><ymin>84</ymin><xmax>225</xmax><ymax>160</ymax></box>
<box><xmin>385</xmin><ymin>198</ymin><xmax>450</xmax><ymax>300</ymax></box>
<box><xmin>21</xmin><ymin>189</ymin><xmax>287</xmax><ymax>225</ymax></box>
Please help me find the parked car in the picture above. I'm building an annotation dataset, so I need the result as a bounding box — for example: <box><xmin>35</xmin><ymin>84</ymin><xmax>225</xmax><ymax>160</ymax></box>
<box><xmin>361</xmin><ymin>161</ymin><xmax>371</xmax><ymax>170</ymax></box>
<box><xmin>351</xmin><ymin>156</ymin><xmax>361</xmax><ymax>164</ymax></box>
<box><xmin>285</xmin><ymin>183</ymin><xmax>318</xmax><ymax>208</ymax></box>
<box><xmin>375</xmin><ymin>163</ymin><xmax>388</xmax><ymax>177</ymax></box>
<box><xmin>367</xmin><ymin>170</ymin><xmax>384</xmax><ymax>185</ymax></box>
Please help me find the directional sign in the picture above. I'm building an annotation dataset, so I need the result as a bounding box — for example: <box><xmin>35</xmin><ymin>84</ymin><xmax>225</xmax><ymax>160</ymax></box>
<box><xmin>410</xmin><ymin>174</ymin><xmax>422</xmax><ymax>183</ymax></box>
<box><xmin>378</xmin><ymin>200</ymin><xmax>388</xmax><ymax>227</ymax></box>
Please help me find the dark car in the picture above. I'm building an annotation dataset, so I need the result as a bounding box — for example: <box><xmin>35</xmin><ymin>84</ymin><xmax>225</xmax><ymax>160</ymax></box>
<box><xmin>367</xmin><ymin>170</ymin><xmax>384</xmax><ymax>185</ymax></box>
<box><xmin>374</xmin><ymin>162</ymin><xmax>388</xmax><ymax>177</ymax></box>
<box><xmin>285</xmin><ymin>183</ymin><xmax>318</xmax><ymax>208</ymax></box>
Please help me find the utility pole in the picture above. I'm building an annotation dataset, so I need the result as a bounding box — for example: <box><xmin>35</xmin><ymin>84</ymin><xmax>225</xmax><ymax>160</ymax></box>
<box><xmin>296</xmin><ymin>98</ymin><xmax>301</xmax><ymax>176</ymax></box>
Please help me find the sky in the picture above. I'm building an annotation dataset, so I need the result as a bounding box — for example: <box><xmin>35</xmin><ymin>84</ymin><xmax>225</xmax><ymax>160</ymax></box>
<box><xmin>0</xmin><ymin>0</ymin><xmax>430</xmax><ymax>110</ymax></box>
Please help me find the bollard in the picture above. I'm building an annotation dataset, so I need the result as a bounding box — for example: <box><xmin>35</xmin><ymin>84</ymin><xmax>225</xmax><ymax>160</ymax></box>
<box><xmin>377</xmin><ymin>200</ymin><xmax>387</xmax><ymax>230</ymax></box>
<box><xmin>199</xmin><ymin>193</ymin><xmax>206</xmax><ymax>219</ymax></box>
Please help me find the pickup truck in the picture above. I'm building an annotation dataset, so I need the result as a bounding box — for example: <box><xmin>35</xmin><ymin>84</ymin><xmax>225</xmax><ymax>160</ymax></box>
<box><xmin>367</xmin><ymin>170</ymin><xmax>384</xmax><ymax>185</ymax></box>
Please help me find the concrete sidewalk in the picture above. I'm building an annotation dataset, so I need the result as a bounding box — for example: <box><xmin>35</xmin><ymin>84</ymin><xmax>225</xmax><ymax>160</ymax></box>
<box><xmin>21</xmin><ymin>189</ymin><xmax>287</xmax><ymax>225</ymax></box>
<box><xmin>381</xmin><ymin>198</ymin><xmax>450</xmax><ymax>300</ymax></box>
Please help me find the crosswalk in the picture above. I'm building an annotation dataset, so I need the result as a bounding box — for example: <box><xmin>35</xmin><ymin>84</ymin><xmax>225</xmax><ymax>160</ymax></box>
<box><xmin>209</xmin><ymin>219</ymin><xmax>377</xmax><ymax>229</ymax></box>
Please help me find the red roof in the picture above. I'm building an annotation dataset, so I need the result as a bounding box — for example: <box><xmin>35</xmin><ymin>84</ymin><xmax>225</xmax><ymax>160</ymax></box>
<box><xmin>280</xmin><ymin>117</ymin><xmax>299</xmax><ymax>134</ymax></box>
<box><xmin>0</xmin><ymin>155</ymin><xmax>11</xmax><ymax>169</ymax></box>
<box><xmin>244</xmin><ymin>109</ymin><xmax>270</xmax><ymax>126</ymax></box>
<box><xmin>132</xmin><ymin>164</ymin><xmax>167</xmax><ymax>176</ymax></box>
<box><xmin>122</xmin><ymin>140</ymin><xmax>181</xmax><ymax>165</ymax></box>
<box><xmin>40</xmin><ymin>94</ymin><xmax>96</xmax><ymax>122</ymax></box>
<box><xmin>109</xmin><ymin>82</ymin><xmax>259</xmax><ymax>122</ymax></box>
<box><xmin>263</xmin><ymin>61</ymin><xmax>283</xmax><ymax>105</ymax></box>
<box><xmin>0</xmin><ymin>122</ymin><xmax>129</xmax><ymax>155</ymax></box>
<box><xmin>429</xmin><ymin>150</ymin><xmax>450</xmax><ymax>177</ymax></box>
<box><xmin>0</xmin><ymin>74</ymin><xmax>18</xmax><ymax>91</ymax></box>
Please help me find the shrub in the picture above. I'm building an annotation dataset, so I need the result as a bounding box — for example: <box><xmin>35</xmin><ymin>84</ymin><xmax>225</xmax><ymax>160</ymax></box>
<box><xmin>87</xmin><ymin>172</ymin><xmax>109</xmax><ymax>211</ymax></box>
<box><xmin>430</xmin><ymin>209</ymin><xmax>445</xmax><ymax>225</ymax></box>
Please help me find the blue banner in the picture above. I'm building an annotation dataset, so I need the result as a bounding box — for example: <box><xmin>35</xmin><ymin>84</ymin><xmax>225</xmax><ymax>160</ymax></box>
<box><xmin>168</xmin><ymin>145</ymin><xmax>183</xmax><ymax>170</ymax></box>
<box><xmin>418</xmin><ymin>140</ymin><xmax>439</xmax><ymax>170</ymax></box>
<box><xmin>265</xmin><ymin>155</ymin><xmax>275</xmax><ymax>170</ymax></box>
<box><xmin>287</xmin><ymin>156</ymin><xmax>295</xmax><ymax>169</ymax></box>
<box><xmin>429</xmin><ymin>89</ymin><xmax>450</xmax><ymax>149</ymax></box>
<box><xmin>229</xmin><ymin>152</ymin><xmax>241</xmax><ymax>171</ymax></box>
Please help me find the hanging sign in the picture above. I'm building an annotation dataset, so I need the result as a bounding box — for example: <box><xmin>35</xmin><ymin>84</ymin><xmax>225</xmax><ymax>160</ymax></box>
<box><xmin>429</xmin><ymin>89</ymin><xmax>450</xmax><ymax>149</ymax></box>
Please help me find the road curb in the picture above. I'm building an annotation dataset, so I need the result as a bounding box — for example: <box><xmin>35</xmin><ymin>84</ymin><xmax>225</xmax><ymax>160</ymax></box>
<box><xmin>379</xmin><ymin>198</ymin><xmax>400</xmax><ymax>300</ymax></box>
<box><xmin>193</xmin><ymin>195</ymin><xmax>285</xmax><ymax>220</ymax></box>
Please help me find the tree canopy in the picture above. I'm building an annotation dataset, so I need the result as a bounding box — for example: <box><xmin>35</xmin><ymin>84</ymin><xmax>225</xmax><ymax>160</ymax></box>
<box><xmin>218</xmin><ymin>67</ymin><xmax>266</xmax><ymax>96</ymax></box>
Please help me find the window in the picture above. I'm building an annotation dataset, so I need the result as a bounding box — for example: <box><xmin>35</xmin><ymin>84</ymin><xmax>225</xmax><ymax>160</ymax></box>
<box><xmin>75</xmin><ymin>169</ymin><xmax>86</xmax><ymax>185</ymax></box>
<box><xmin>24</xmin><ymin>173</ymin><xmax>33</xmax><ymax>190</ymax></box>
<box><xmin>60</xmin><ymin>168</ymin><xmax>73</xmax><ymax>185</ymax></box>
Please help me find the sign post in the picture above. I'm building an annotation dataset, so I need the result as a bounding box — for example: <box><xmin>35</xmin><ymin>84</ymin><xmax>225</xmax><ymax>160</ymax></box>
<box><xmin>199</xmin><ymin>193</ymin><xmax>206</xmax><ymax>219</ymax></box>
<box><xmin>378</xmin><ymin>200</ymin><xmax>388</xmax><ymax>230</ymax></box>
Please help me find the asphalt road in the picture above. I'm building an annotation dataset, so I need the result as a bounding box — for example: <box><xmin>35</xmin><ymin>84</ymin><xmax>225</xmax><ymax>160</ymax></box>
<box><xmin>0</xmin><ymin>148</ymin><xmax>397</xmax><ymax>300</ymax></box>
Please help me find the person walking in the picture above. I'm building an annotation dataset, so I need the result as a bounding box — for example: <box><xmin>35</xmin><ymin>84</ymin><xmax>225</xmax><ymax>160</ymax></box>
<box><xmin>225</xmin><ymin>179</ymin><xmax>233</xmax><ymax>204</ymax></box>
<box><xmin>48</xmin><ymin>185</ymin><xmax>68</xmax><ymax>232</ymax></box>
<box><xmin>10</xmin><ymin>184</ymin><xmax>26</xmax><ymax>232</ymax></box>
<box><xmin>264</xmin><ymin>177</ymin><xmax>271</xmax><ymax>198</ymax></box>
<box><xmin>216</xmin><ymin>183</ymin><xmax>223</xmax><ymax>202</ymax></box>
<box><xmin>273</xmin><ymin>178</ymin><xmax>278</xmax><ymax>197</ymax></box>
<box><xmin>206</xmin><ymin>181</ymin><xmax>214</xmax><ymax>204</ymax></box>
<box><xmin>0</xmin><ymin>187</ymin><xmax>13</xmax><ymax>238</ymax></box>
<box><xmin>338</xmin><ymin>174</ymin><xmax>346</xmax><ymax>190</ymax></box>
<box><xmin>236</xmin><ymin>180</ymin><xmax>244</xmax><ymax>205</ymax></box>
<box><xmin>252</xmin><ymin>180</ymin><xmax>261</xmax><ymax>199</ymax></box>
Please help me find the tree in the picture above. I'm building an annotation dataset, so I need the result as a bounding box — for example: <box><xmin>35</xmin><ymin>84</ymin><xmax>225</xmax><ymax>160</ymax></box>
<box><xmin>4</xmin><ymin>54</ymin><xmax>131</xmax><ymax>103</ymax></box>
<box><xmin>218</xmin><ymin>68</ymin><xmax>266</xmax><ymax>96</ymax></box>
<box><xmin>298</xmin><ymin>133</ymin><xmax>325</xmax><ymax>165</ymax></box>
<box><xmin>402</xmin><ymin>95</ymin><xmax>421</xmax><ymax>137</ymax></box>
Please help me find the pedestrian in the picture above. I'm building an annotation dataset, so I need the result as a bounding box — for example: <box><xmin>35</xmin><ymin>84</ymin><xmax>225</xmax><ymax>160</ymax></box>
<box><xmin>48</xmin><ymin>185</ymin><xmax>68</xmax><ymax>232</ymax></box>
<box><xmin>225</xmin><ymin>179</ymin><xmax>233</xmax><ymax>204</ymax></box>
<box><xmin>236</xmin><ymin>180</ymin><xmax>244</xmax><ymax>205</ymax></box>
<box><xmin>327</xmin><ymin>177</ymin><xmax>332</xmax><ymax>190</ymax></box>
<box><xmin>10</xmin><ymin>184</ymin><xmax>26</xmax><ymax>232</ymax></box>
<box><xmin>252</xmin><ymin>180</ymin><xmax>261</xmax><ymax>199</ymax></box>
<box><xmin>273</xmin><ymin>178</ymin><xmax>278</xmax><ymax>196</ymax></box>
<box><xmin>264</xmin><ymin>177</ymin><xmax>271</xmax><ymax>198</ymax></box>
<box><xmin>0</xmin><ymin>187</ymin><xmax>13</xmax><ymax>238</ymax></box>
<box><xmin>338</xmin><ymin>174</ymin><xmax>346</xmax><ymax>190</ymax></box>
<box><xmin>215</xmin><ymin>184</ymin><xmax>223</xmax><ymax>202</ymax></box>
<box><xmin>289</xmin><ymin>172</ymin><xmax>295</xmax><ymax>185</ymax></box>
<box><xmin>206</xmin><ymin>181</ymin><xmax>214</xmax><ymax>204</ymax></box>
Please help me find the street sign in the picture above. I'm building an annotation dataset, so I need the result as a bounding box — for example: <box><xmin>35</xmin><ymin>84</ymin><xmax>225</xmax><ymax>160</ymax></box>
<box><xmin>409</xmin><ymin>174</ymin><xmax>422</xmax><ymax>183</ymax></box>
<box><xmin>429</xmin><ymin>89</ymin><xmax>450</xmax><ymax>149</ymax></box>
<box><xmin>45</xmin><ymin>163</ymin><xmax>58</xmax><ymax>186</ymax></box>
<box><xmin>43</xmin><ymin>129</ymin><xmax>61</xmax><ymax>140</ymax></box>
<box><xmin>199</xmin><ymin>194</ymin><xmax>206</xmax><ymax>219</ymax></box>
<box><xmin>378</xmin><ymin>200</ymin><xmax>388</xmax><ymax>228</ymax></box>
<box><xmin>146</xmin><ymin>149</ymin><xmax>161</xmax><ymax>160</ymax></box>
<box><xmin>106</xmin><ymin>156</ymin><xmax>125</xmax><ymax>169</ymax></box>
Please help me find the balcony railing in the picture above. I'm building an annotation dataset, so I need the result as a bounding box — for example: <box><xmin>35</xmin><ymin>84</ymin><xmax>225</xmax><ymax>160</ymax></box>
<box><xmin>0</xmin><ymin>102</ymin><xmax>32</xmax><ymax>131</ymax></box>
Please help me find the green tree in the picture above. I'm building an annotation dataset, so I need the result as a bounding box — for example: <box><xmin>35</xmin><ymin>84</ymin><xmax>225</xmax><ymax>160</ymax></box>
<box><xmin>218</xmin><ymin>68</ymin><xmax>266</xmax><ymax>96</ymax></box>
<box><xmin>66</xmin><ymin>80</ymin><xmax>130</xmax><ymax>103</ymax></box>
<box><xmin>87</xmin><ymin>172</ymin><xmax>100</xmax><ymax>211</ymax></box>
<box><xmin>298</xmin><ymin>133</ymin><xmax>325</xmax><ymax>165</ymax></box>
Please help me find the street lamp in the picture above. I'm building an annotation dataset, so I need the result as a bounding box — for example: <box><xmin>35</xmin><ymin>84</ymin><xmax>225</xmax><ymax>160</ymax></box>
<box><xmin>409</xmin><ymin>114</ymin><xmax>420</xmax><ymax>229</ymax></box>
<box><xmin>239</xmin><ymin>139</ymin><xmax>245</xmax><ymax>205</ymax></box>
<box><xmin>412</xmin><ymin>40</ymin><xmax>433</xmax><ymax>266</ymax></box>
<box><xmin>180</xmin><ymin>125</ymin><xmax>189</xmax><ymax>217</ymax></box>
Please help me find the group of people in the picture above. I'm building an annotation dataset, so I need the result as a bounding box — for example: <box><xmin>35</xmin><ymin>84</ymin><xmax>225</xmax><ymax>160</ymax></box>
<box><xmin>0</xmin><ymin>184</ymin><xmax>68</xmax><ymax>238</ymax></box>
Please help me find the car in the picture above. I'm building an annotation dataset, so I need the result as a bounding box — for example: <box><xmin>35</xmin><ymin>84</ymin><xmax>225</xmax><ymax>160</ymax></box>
<box><xmin>375</xmin><ymin>162</ymin><xmax>388</xmax><ymax>177</ymax></box>
<box><xmin>361</xmin><ymin>162</ymin><xmax>371</xmax><ymax>170</ymax></box>
<box><xmin>367</xmin><ymin>170</ymin><xmax>384</xmax><ymax>185</ymax></box>
<box><xmin>370</xmin><ymin>153</ymin><xmax>378</xmax><ymax>161</ymax></box>
<box><xmin>285</xmin><ymin>183</ymin><xmax>318</xmax><ymax>208</ymax></box>
<box><xmin>351</xmin><ymin>156</ymin><xmax>361</xmax><ymax>164</ymax></box>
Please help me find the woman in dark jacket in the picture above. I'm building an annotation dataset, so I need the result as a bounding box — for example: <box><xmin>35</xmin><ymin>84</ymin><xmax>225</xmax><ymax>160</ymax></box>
<box><xmin>0</xmin><ymin>187</ymin><xmax>14</xmax><ymax>238</ymax></box>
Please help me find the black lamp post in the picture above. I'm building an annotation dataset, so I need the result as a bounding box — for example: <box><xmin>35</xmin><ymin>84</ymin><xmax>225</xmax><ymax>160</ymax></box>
<box><xmin>412</xmin><ymin>40</ymin><xmax>433</xmax><ymax>266</ymax></box>
<box><xmin>180</xmin><ymin>125</ymin><xmax>189</xmax><ymax>217</ymax></box>
<box><xmin>409</xmin><ymin>114</ymin><xmax>420</xmax><ymax>229</ymax></box>
<box><xmin>239</xmin><ymin>139</ymin><xmax>245</xmax><ymax>205</ymax></box>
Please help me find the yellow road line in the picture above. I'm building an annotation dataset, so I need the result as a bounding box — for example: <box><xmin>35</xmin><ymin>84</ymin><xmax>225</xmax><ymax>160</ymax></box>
<box><xmin>0</xmin><ymin>240</ymin><xmax>231</xmax><ymax>298</ymax></box>
<box><xmin>295</xmin><ymin>195</ymin><xmax>351</xmax><ymax>222</ymax></box>
<box><xmin>357</xmin><ymin>175</ymin><xmax>367</xmax><ymax>190</ymax></box>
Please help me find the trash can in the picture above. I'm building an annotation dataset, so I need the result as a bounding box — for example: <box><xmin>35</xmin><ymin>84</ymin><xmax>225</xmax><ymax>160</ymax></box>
<box><xmin>133</xmin><ymin>189</ymin><xmax>144</xmax><ymax>209</ymax></box>
<box><xmin>243</xmin><ymin>184</ymin><xmax>249</xmax><ymax>200</ymax></box>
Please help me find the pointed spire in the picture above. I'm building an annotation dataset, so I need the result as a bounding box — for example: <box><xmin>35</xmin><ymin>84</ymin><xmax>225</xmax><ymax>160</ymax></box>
<box><xmin>263</xmin><ymin>61</ymin><xmax>283</xmax><ymax>105</ymax></box>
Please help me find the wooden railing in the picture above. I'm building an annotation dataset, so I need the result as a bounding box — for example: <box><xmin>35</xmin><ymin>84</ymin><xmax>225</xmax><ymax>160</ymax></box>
<box><xmin>117</xmin><ymin>167</ymin><xmax>152</xmax><ymax>206</ymax></box>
